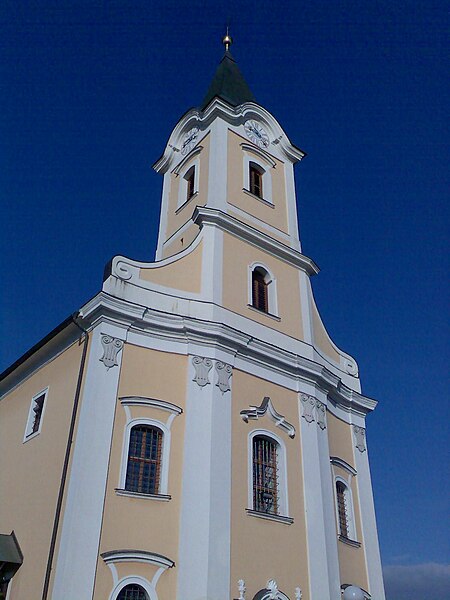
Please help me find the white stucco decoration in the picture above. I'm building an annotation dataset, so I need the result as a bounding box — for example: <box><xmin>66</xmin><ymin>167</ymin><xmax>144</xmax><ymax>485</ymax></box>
<box><xmin>266</xmin><ymin>579</ymin><xmax>279</xmax><ymax>599</ymax></box>
<box><xmin>343</xmin><ymin>585</ymin><xmax>365</xmax><ymax>600</ymax></box>
<box><xmin>192</xmin><ymin>356</ymin><xmax>213</xmax><ymax>387</ymax></box>
<box><xmin>99</xmin><ymin>335</ymin><xmax>124</xmax><ymax>370</ymax></box>
<box><xmin>295</xmin><ymin>588</ymin><xmax>302</xmax><ymax>600</ymax></box>
<box><xmin>316</xmin><ymin>400</ymin><xmax>327</xmax><ymax>430</ymax></box>
<box><xmin>240</xmin><ymin>396</ymin><xmax>296</xmax><ymax>438</ymax></box>
<box><xmin>353</xmin><ymin>426</ymin><xmax>367</xmax><ymax>453</ymax></box>
<box><xmin>300</xmin><ymin>393</ymin><xmax>316</xmax><ymax>423</ymax></box>
<box><xmin>215</xmin><ymin>361</ymin><xmax>232</xmax><ymax>394</ymax></box>
<box><xmin>238</xmin><ymin>579</ymin><xmax>246</xmax><ymax>599</ymax></box>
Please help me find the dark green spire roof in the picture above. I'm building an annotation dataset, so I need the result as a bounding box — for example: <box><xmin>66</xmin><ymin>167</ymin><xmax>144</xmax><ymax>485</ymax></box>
<box><xmin>201</xmin><ymin>50</ymin><xmax>256</xmax><ymax>110</ymax></box>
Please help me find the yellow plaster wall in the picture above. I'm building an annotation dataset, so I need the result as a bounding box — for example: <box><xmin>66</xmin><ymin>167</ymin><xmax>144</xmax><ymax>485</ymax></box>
<box><xmin>139</xmin><ymin>238</ymin><xmax>202</xmax><ymax>293</ymax></box>
<box><xmin>227</xmin><ymin>129</ymin><xmax>289</xmax><ymax>234</ymax></box>
<box><xmin>93</xmin><ymin>344</ymin><xmax>186</xmax><ymax>600</ymax></box>
<box><xmin>327</xmin><ymin>412</ymin><xmax>355</xmax><ymax>468</ymax></box>
<box><xmin>161</xmin><ymin>221</ymin><xmax>200</xmax><ymax>259</ymax></box>
<box><xmin>222</xmin><ymin>231</ymin><xmax>304</xmax><ymax>339</ymax></box>
<box><xmin>0</xmin><ymin>340</ymin><xmax>85</xmax><ymax>599</ymax></box>
<box><xmin>230</xmin><ymin>369</ymin><xmax>310</xmax><ymax>599</ymax></box>
<box><xmin>311</xmin><ymin>300</ymin><xmax>341</xmax><ymax>363</ymax></box>
<box><xmin>165</xmin><ymin>133</ymin><xmax>210</xmax><ymax>241</ymax></box>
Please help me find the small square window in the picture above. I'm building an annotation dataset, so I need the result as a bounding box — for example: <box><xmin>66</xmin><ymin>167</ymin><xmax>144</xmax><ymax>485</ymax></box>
<box><xmin>24</xmin><ymin>388</ymin><xmax>48</xmax><ymax>441</ymax></box>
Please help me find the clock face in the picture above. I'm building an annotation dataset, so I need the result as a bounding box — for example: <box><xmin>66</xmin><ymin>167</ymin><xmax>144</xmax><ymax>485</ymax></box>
<box><xmin>181</xmin><ymin>127</ymin><xmax>199</xmax><ymax>155</ymax></box>
<box><xmin>244</xmin><ymin>120</ymin><xmax>269</xmax><ymax>148</ymax></box>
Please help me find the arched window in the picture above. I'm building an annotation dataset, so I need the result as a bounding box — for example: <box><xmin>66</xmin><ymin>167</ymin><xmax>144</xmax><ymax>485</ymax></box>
<box><xmin>252</xmin><ymin>267</ymin><xmax>269</xmax><ymax>312</ymax></box>
<box><xmin>336</xmin><ymin>480</ymin><xmax>350</xmax><ymax>538</ymax></box>
<box><xmin>125</xmin><ymin>425</ymin><xmax>163</xmax><ymax>495</ymax></box>
<box><xmin>185</xmin><ymin>165</ymin><xmax>195</xmax><ymax>201</ymax></box>
<box><xmin>249</xmin><ymin>162</ymin><xmax>264</xmax><ymax>198</ymax></box>
<box><xmin>117</xmin><ymin>584</ymin><xmax>149</xmax><ymax>600</ymax></box>
<box><xmin>253</xmin><ymin>435</ymin><xmax>279</xmax><ymax>515</ymax></box>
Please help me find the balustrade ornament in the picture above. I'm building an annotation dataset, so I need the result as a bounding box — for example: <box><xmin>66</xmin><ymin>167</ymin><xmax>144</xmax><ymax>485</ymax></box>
<box><xmin>99</xmin><ymin>335</ymin><xmax>124</xmax><ymax>370</ymax></box>
<box><xmin>192</xmin><ymin>356</ymin><xmax>213</xmax><ymax>387</ymax></box>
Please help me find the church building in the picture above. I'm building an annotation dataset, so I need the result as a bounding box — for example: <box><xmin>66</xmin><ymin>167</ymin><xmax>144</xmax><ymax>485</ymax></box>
<box><xmin>0</xmin><ymin>35</ymin><xmax>385</xmax><ymax>600</ymax></box>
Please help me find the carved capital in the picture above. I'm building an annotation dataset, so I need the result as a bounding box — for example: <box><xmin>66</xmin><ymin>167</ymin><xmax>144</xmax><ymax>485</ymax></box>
<box><xmin>215</xmin><ymin>361</ymin><xmax>232</xmax><ymax>394</ymax></box>
<box><xmin>192</xmin><ymin>356</ymin><xmax>212</xmax><ymax>387</ymax></box>
<box><xmin>316</xmin><ymin>400</ymin><xmax>327</xmax><ymax>430</ymax></box>
<box><xmin>353</xmin><ymin>425</ymin><xmax>366</xmax><ymax>452</ymax></box>
<box><xmin>99</xmin><ymin>335</ymin><xmax>124</xmax><ymax>369</ymax></box>
<box><xmin>300</xmin><ymin>393</ymin><xmax>316</xmax><ymax>423</ymax></box>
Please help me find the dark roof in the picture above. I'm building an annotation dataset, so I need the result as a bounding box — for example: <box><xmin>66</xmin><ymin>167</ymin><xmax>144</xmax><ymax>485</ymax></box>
<box><xmin>201</xmin><ymin>50</ymin><xmax>256</xmax><ymax>110</ymax></box>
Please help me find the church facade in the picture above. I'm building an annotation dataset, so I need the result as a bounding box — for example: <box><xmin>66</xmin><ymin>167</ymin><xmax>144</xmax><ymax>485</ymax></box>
<box><xmin>0</xmin><ymin>39</ymin><xmax>385</xmax><ymax>600</ymax></box>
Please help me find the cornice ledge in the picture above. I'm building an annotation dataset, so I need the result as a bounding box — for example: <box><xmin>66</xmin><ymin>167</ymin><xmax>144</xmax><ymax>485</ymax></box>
<box><xmin>193</xmin><ymin>207</ymin><xmax>319</xmax><ymax>276</ymax></box>
<box><xmin>79</xmin><ymin>292</ymin><xmax>147</xmax><ymax>328</ymax></box>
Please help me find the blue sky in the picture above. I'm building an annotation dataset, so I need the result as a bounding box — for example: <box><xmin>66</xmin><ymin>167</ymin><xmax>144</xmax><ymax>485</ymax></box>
<box><xmin>1</xmin><ymin>2</ymin><xmax>448</xmax><ymax>597</ymax></box>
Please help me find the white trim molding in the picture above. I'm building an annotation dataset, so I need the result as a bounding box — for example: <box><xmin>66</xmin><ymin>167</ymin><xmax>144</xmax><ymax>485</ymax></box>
<box><xmin>240</xmin><ymin>396</ymin><xmax>295</xmax><ymax>438</ymax></box>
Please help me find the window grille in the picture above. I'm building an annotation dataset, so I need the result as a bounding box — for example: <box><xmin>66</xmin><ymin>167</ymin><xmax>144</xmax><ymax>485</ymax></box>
<box><xmin>186</xmin><ymin>166</ymin><xmax>195</xmax><ymax>200</ymax></box>
<box><xmin>125</xmin><ymin>425</ymin><xmax>163</xmax><ymax>495</ymax></box>
<box><xmin>253</xmin><ymin>436</ymin><xmax>279</xmax><ymax>514</ymax></box>
<box><xmin>252</xmin><ymin>268</ymin><xmax>269</xmax><ymax>312</ymax></box>
<box><xmin>249</xmin><ymin>163</ymin><xmax>263</xmax><ymax>198</ymax></box>
<box><xmin>336</xmin><ymin>481</ymin><xmax>349</xmax><ymax>537</ymax></box>
<box><xmin>117</xmin><ymin>584</ymin><xmax>149</xmax><ymax>600</ymax></box>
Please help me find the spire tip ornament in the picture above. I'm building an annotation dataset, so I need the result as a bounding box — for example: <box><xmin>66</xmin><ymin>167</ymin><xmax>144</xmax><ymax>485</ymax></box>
<box><xmin>222</xmin><ymin>26</ymin><xmax>232</xmax><ymax>51</ymax></box>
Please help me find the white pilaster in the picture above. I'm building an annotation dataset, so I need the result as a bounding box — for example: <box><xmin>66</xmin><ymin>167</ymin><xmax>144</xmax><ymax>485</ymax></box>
<box><xmin>177</xmin><ymin>355</ymin><xmax>232</xmax><ymax>600</ymax></box>
<box><xmin>200</xmin><ymin>224</ymin><xmax>224</xmax><ymax>304</ymax></box>
<box><xmin>298</xmin><ymin>385</ymin><xmax>339</xmax><ymax>600</ymax></box>
<box><xmin>285</xmin><ymin>161</ymin><xmax>301</xmax><ymax>251</ymax></box>
<box><xmin>353</xmin><ymin>428</ymin><xmax>386</xmax><ymax>600</ymax></box>
<box><xmin>52</xmin><ymin>324</ymin><xmax>126</xmax><ymax>599</ymax></box>
<box><xmin>156</xmin><ymin>170</ymin><xmax>172</xmax><ymax>260</ymax></box>
<box><xmin>207</xmin><ymin>118</ymin><xmax>228</xmax><ymax>211</ymax></box>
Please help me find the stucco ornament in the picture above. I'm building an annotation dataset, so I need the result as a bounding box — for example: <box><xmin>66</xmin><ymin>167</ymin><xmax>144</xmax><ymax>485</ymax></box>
<box><xmin>266</xmin><ymin>579</ymin><xmax>278</xmax><ymax>599</ymax></box>
<box><xmin>99</xmin><ymin>335</ymin><xmax>124</xmax><ymax>370</ymax></box>
<box><xmin>192</xmin><ymin>356</ymin><xmax>213</xmax><ymax>387</ymax></box>
<box><xmin>215</xmin><ymin>361</ymin><xmax>232</xmax><ymax>394</ymax></box>
<box><xmin>295</xmin><ymin>588</ymin><xmax>302</xmax><ymax>600</ymax></box>
<box><xmin>237</xmin><ymin>579</ymin><xmax>246</xmax><ymax>599</ymax></box>
<box><xmin>113</xmin><ymin>260</ymin><xmax>133</xmax><ymax>281</ymax></box>
<box><xmin>316</xmin><ymin>400</ymin><xmax>327</xmax><ymax>430</ymax></box>
<box><xmin>353</xmin><ymin>425</ymin><xmax>367</xmax><ymax>453</ymax></box>
<box><xmin>300</xmin><ymin>393</ymin><xmax>316</xmax><ymax>423</ymax></box>
<box><xmin>240</xmin><ymin>396</ymin><xmax>296</xmax><ymax>438</ymax></box>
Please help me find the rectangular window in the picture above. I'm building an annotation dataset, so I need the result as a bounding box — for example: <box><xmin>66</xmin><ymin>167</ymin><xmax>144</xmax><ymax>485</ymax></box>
<box><xmin>125</xmin><ymin>425</ymin><xmax>163</xmax><ymax>495</ymax></box>
<box><xmin>249</xmin><ymin>164</ymin><xmax>263</xmax><ymax>198</ymax></box>
<box><xmin>185</xmin><ymin>166</ymin><xmax>195</xmax><ymax>201</ymax></box>
<box><xmin>24</xmin><ymin>388</ymin><xmax>48</xmax><ymax>440</ymax></box>
<box><xmin>253</xmin><ymin>436</ymin><xmax>279</xmax><ymax>514</ymax></box>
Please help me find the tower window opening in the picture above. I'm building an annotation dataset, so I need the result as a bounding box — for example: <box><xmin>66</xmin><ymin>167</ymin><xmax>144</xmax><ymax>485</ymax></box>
<box><xmin>24</xmin><ymin>388</ymin><xmax>48</xmax><ymax>440</ymax></box>
<box><xmin>249</xmin><ymin>163</ymin><xmax>263</xmax><ymax>198</ymax></box>
<box><xmin>252</xmin><ymin>267</ymin><xmax>269</xmax><ymax>313</ymax></box>
<box><xmin>185</xmin><ymin>166</ymin><xmax>195</xmax><ymax>201</ymax></box>
<box><xmin>336</xmin><ymin>481</ymin><xmax>349</xmax><ymax>538</ymax></box>
<box><xmin>117</xmin><ymin>584</ymin><xmax>149</xmax><ymax>600</ymax></box>
<box><xmin>125</xmin><ymin>425</ymin><xmax>163</xmax><ymax>495</ymax></box>
<box><xmin>253</xmin><ymin>435</ymin><xmax>279</xmax><ymax>515</ymax></box>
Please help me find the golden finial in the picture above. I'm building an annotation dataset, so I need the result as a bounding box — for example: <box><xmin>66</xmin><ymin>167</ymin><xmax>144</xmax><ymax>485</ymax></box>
<box><xmin>222</xmin><ymin>26</ymin><xmax>232</xmax><ymax>51</ymax></box>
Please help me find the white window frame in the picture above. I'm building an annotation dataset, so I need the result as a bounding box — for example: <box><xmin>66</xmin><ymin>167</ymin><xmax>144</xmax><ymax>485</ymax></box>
<box><xmin>248</xmin><ymin>262</ymin><xmax>279</xmax><ymax>317</ymax></box>
<box><xmin>23</xmin><ymin>386</ymin><xmax>49</xmax><ymax>442</ymax></box>
<box><xmin>242</xmin><ymin>145</ymin><xmax>275</xmax><ymax>205</ymax></box>
<box><xmin>248</xmin><ymin>428</ymin><xmax>289</xmax><ymax>517</ymax></box>
<box><xmin>119</xmin><ymin>418</ymin><xmax>170</xmax><ymax>496</ymax></box>
<box><xmin>110</xmin><ymin>576</ymin><xmax>156</xmax><ymax>600</ymax></box>
<box><xmin>334</xmin><ymin>476</ymin><xmax>357</xmax><ymax>541</ymax></box>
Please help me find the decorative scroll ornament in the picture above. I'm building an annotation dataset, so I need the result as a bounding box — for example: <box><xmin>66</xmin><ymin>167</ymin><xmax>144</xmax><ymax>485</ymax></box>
<box><xmin>353</xmin><ymin>426</ymin><xmax>367</xmax><ymax>453</ymax></box>
<box><xmin>99</xmin><ymin>335</ymin><xmax>124</xmax><ymax>370</ymax></box>
<box><xmin>192</xmin><ymin>356</ymin><xmax>213</xmax><ymax>387</ymax></box>
<box><xmin>316</xmin><ymin>400</ymin><xmax>327</xmax><ymax>430</ymax></box>
<box><xmin>295</xmin><ymin>588</ymin><xmax>302</xmax><ymax>600</ymax></box>
<box><xmin>300</xmin><ymin>393</ymin><xmax>316</xmax><ymax>423</ymax></box>
<box><xmin>240</xmin><ymin>396</ymin><xmax>296</xmax><ymax>438</ymax></box>
<box><xmin>237</xmin><ymin>579</ymin><xmax>246</xmax><ymax>600</ymax></box>
<box><xmin>266</xmin><ymin>579</ymin><xmax>279</xmax><ymax>599</ymax></box>
<box><xmin>215</xmin><ymin>361</ymin><xmax>232</xmax><ymax>394</ymax></box>
<box><xmin>113</xmin><ymin>260</ymin><xmax>133</xmax><ymax>281</ymax></box>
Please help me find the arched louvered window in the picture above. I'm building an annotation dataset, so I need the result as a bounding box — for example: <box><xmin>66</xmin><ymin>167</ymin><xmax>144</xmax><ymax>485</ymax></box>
<box><xmin>336</xmin><ymin>480</ymin><xmax>349</xmax><ymax>538</ymax></box>
<box><xmin>252</xmin><ymin>267</ymin><xmax>269</xmax><ymax>313</ymax></box>
<box><xmin>125</xmin><ymin>425</ymin><xmax>163</xmax><ymax>495</ymax></box>
<box><xmin>185</xmin><ymin>166</ymin><xmax>195</xmax><ymax>201</ymax></box>
<box><xmin>117</xmin><ymin>584</ymin><xmax>149</xmax><ymax>600</ymax></box>
<box><xmin>253</xmin><ymin>435</ymin><xmax>279</xmax><ymax>515</ymax></box>
<box><xmin>249</xmin><ymin>162</ymin><xmax>264</xmax><ymax>198</ymax></box>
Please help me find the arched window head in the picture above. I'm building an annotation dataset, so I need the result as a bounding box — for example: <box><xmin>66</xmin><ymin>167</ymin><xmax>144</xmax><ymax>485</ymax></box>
<box><xmin>249</xmin><ymin>162</ymin><xmax>264</xmax><ymax>198</ymax></box>
<box><xmin>253</xmin><ymin>435</ymin><xmax>279</xmax><ymax>515</ymax></box>
<box><xmin>117</xmin><ymin>584</ymin><xmax>149</xmax><ymax>600</ymax></box>
<box><xmin>252</xmin><ymin>267</ymin><xmax>269</xmax><ymax>313</ymax></box>
<box><xmin>336</xmin><ymin>480</ymin><xmax>350</xmax><ymax>538</ymax></box>
<box><xmin>125</xmin><ymin>425</ymin><xmax>163</xmax><ymax>495</ymax></box>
